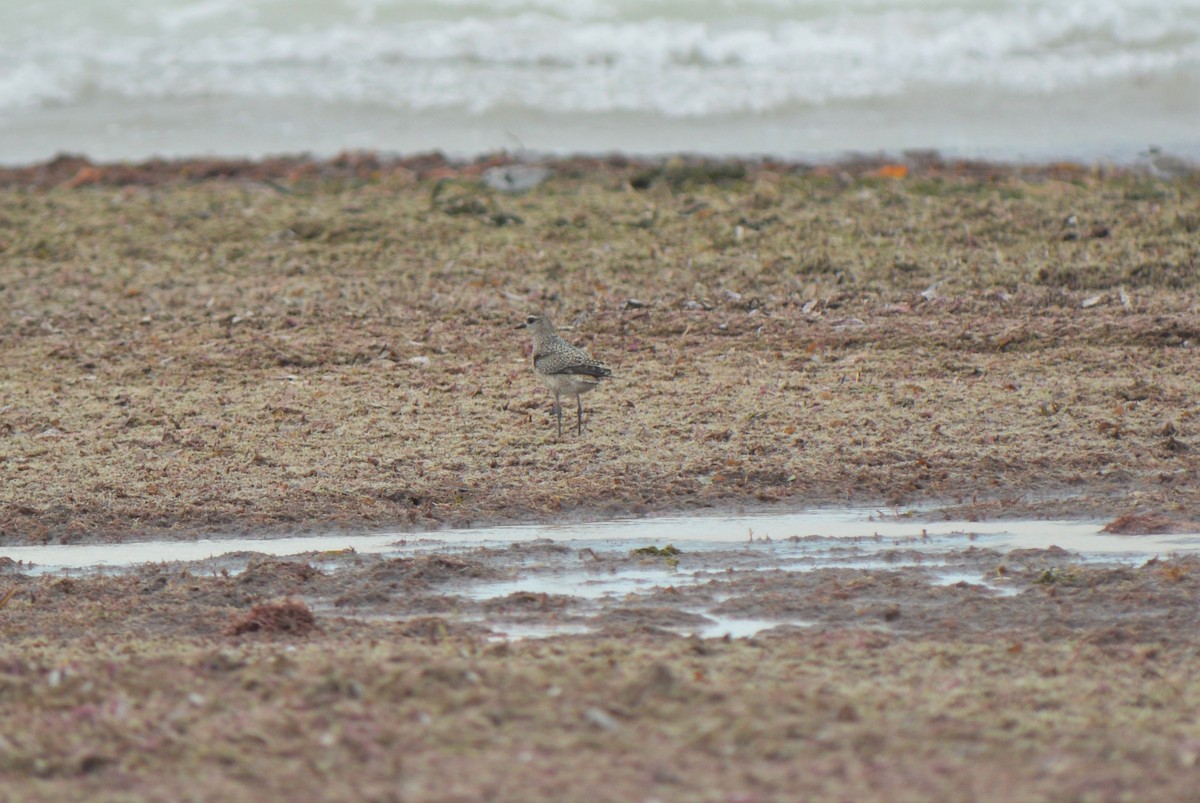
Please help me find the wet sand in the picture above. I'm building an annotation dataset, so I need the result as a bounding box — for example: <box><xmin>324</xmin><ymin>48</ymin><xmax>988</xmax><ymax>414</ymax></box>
<box><xmin>3</xmin><ymin>521</ymin><xmax>1200</xmax><ymax>801</ymax></box>
<box><xmin>2</xmin><ymin>154</ymin><xmax>1199</xmax><ymax>800</ymax></box>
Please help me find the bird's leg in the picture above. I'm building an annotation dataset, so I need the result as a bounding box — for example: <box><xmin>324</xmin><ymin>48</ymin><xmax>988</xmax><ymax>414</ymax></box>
<box><xmin>576</xmin><ymin>395</ymin><xmax>583</xmax><ymax>435</ymax></box>
<box><xmin>554</xmin><ymin>392</ymin><xmax>562</xmax><ymax>437</ymax></box>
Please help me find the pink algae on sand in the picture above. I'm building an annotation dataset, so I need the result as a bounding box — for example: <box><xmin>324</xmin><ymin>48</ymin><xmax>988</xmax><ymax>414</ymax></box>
<box><xmin>1101</xmin><ymin>513</ymin><xmax>1196</xmax><ymax>535</ymax></box>
<box><xmin>229</xmin><ymin>599</ymin><xmax>317</xmax><ymax>636</ymax></box>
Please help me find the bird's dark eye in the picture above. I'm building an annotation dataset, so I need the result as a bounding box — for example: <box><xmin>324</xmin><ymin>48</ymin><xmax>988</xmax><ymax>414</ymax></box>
<box><xmin>526</xmin><ymin>316</ymin><xmax>538</xmax><ymax>324</ymax></box>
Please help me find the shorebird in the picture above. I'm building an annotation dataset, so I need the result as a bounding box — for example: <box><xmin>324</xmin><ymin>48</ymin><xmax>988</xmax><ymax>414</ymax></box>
<box><xmin>1141</xmin><ymin>146</ymin><xmax>1195</xmax><ymax>181</ymax></box>
<box><xmin>515</xmin><ymin>313</ymin><xmax>612</xmax><ymax>436</ymax></box>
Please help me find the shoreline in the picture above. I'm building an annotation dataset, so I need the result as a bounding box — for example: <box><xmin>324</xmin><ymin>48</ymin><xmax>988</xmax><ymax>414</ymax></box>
<box><xmin>0</xmin><ymin>148</ymin><xmax>1171</xmax><ymax>190</ymax></box>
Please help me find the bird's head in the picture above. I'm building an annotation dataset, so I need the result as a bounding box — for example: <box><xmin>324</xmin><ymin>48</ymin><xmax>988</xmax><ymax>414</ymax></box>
<box><xmin>515</xmin><ymin>313</ymin><xmax>551</xmax><ymax>331</ymax></box>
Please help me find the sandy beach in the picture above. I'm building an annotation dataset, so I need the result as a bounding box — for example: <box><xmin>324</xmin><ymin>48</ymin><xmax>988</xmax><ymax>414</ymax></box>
<box><xmin>2</xmin><ymin>152</ymin><xmax>1199</xmax><ymax>543</ymax></box>
<box><xmin>2</xmin><ymin>153</ymin><xmax>1199</xmax><ymax>800</ymax></box>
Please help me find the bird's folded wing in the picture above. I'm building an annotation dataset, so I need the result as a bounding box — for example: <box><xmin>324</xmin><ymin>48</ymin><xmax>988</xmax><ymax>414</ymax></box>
<box><xmin>535</xmin><ymin>352</ymin><xmax>612</xmax><ymax>377</ymax></box>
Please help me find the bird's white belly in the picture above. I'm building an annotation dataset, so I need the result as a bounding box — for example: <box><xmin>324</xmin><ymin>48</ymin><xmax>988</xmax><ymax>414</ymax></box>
<box><xmin>541</xmin><ymin>373</ymin><xmax>599</xmax><ymax>396</ymax></box>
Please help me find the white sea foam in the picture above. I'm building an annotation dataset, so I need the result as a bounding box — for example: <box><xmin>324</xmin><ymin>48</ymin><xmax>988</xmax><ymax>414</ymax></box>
<box><xmin>1</xmin><ymin>0</ymin><xmax>1198</xmax><ymax>162</ymax></box>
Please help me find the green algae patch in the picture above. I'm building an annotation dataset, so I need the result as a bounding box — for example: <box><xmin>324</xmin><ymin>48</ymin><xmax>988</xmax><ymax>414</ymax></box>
<box><xmin>631</xmin><ymin>544</ymin><xmax>682</xmax><ymax>557</ymax></box>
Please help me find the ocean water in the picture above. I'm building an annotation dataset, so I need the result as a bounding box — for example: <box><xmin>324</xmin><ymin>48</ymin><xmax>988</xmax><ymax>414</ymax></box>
<box><xmin>2</xmin><ymin>0</ymin><xmax>1198</xmax><ymax>165</ymax></box>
